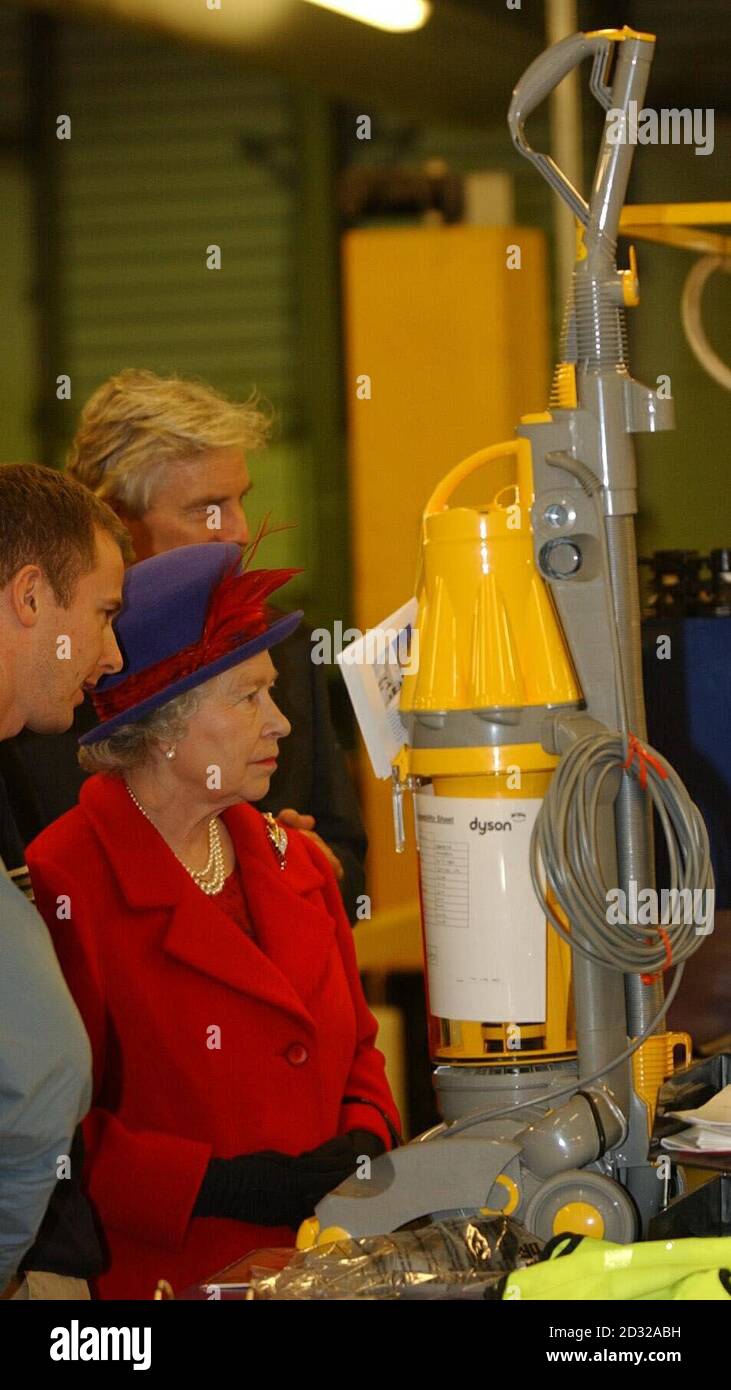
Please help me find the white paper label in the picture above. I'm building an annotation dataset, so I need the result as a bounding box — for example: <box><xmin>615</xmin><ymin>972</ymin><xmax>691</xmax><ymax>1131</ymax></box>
<box><xmin>335</xmin><ymin>597</ymin><xmax>417</xmax><ymax>779</ymax></box>
<box><xmin>414</xmin><ymin>793</ymin><xmax>546</xmax><ymax>1023</ymax></box>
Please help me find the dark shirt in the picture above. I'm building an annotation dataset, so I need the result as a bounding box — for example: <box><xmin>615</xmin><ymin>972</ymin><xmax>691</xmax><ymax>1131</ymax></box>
<box><xmin>19</xmin><ymin>1129</ymin><xmax>102</xmax><ymax>1280</ymax></box>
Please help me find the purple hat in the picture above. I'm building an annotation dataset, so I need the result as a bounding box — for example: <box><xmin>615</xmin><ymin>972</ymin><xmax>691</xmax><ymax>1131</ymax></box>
<box><xmin>81</xmin><ymin>543</ymin><xmax>302</xmax><ymax>746</ymax></box>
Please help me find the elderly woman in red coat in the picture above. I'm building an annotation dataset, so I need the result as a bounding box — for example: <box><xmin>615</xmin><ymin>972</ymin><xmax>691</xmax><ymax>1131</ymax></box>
<box><xmin>26</xmin><ymin>542</ymin><xmax>400</xmax><ymax>1300</ymax></box>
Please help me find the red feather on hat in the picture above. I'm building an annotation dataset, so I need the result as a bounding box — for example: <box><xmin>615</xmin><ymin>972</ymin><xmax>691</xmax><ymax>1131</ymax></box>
<box><xmin>200</xmin><ymin>564</ymin><xmax>300</xmax><ymax>662</ymax></box>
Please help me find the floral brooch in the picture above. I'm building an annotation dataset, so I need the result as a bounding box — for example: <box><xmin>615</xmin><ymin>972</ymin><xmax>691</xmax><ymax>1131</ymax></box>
<box><xmin>263</xmin><ymin>812</ymin><xmax>288</xmax><ymax>870</ymax></box>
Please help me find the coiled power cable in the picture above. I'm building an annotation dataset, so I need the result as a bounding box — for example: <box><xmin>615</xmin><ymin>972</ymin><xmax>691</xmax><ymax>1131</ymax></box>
<box><xmin>532</xmin><ymin>450</ymin><xmax>714</xmax><ymax>980</ymax></box>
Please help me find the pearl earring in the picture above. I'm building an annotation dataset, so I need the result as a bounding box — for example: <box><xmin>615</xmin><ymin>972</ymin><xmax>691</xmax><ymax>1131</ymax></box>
<box><xmin>165</xmin><ymin>747</ymin><xmax>176</xmax><ymax>760</ymax></box>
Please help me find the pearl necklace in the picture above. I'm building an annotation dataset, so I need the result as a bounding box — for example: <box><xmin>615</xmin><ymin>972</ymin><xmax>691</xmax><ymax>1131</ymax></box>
<box><xmin>125</xmin><ymin>782</ymin><xmax>227</xmax><ymax>896</ymax></box>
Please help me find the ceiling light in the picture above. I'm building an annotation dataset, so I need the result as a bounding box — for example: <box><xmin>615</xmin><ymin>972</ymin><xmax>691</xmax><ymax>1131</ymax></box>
<box><xmin>302</xmin><ymin>0</ymin><xmax>432</xmax><ymax>34</ymax></box>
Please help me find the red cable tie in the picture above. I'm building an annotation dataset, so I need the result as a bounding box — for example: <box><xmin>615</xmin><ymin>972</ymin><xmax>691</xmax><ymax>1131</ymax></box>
<box><xmin>640</xmin><ymin>926</ymin><xmax>673</xmax><ymax>985</ymax></box>
<box><xmin>622</xmin><ymin>733</ymin><xmax>668</xmax><ymax>792</ymax></box>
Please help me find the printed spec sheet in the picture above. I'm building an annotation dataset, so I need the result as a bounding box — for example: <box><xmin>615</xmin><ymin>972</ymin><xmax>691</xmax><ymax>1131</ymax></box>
<box><xmin>414</xmin><ymin>794</ymin><xmax>546</xmax><ymax>1023</ymax></box>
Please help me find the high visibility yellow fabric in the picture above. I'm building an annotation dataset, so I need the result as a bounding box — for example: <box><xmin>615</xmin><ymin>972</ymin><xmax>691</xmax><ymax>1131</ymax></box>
<box><xmin>503</xmin><ymin>1234</ymin><xmax>731</xmax><ymax>1301</ymax></box>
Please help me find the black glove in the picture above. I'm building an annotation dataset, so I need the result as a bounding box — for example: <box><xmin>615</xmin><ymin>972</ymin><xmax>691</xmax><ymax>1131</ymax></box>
<box><xmin>302</xmin><ymin>1129</ymin><xmax>387</xmax><ymax>1165</ymax></box>
<box><xmin>193</xmin><ymin>1137</ymin><xmax>380</xmax><ymax>1229</ymax></box>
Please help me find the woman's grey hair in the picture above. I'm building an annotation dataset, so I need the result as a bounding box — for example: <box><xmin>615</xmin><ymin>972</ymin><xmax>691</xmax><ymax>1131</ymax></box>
<box><xmin>78</xmin><ymin>687</ymin><xmax>203</xmax><ymax>774</ymax></box>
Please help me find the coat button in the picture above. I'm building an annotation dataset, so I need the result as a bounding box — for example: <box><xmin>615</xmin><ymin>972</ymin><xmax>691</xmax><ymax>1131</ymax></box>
<box><xmin>286</xmin><ymin>1042</ymin><xmax>309</xmax><ymax>1066</ymax></box>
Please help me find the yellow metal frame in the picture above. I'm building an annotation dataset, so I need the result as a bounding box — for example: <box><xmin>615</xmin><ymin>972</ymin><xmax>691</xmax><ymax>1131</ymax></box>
<box><xmin>632</xmin><ymin>1031</ymin><xmax>692</xmax><ymax>1133</ymax></box>
<box><xmin>585</xmin><ymin>26</ymin><xmax>655</xmax><ymax>42</ymax></box>
<box><xmin>619</xmin><ymin>203</ymin><xmax>731</xmax><ymax>257</ymax></box>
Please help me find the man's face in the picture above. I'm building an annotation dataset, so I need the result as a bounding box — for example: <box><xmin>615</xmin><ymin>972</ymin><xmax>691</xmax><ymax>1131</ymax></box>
<box><xmin>122</xmin><ymin>446</ymin><xmax>252</xmax><ymax>560</ymax></box>
<box><xmin>26</xmin><ymin>528</ymin><xmax>125</xmax><ymax>734</ymax></box>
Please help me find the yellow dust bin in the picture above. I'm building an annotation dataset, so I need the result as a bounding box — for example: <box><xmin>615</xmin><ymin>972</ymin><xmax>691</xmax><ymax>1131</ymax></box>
<box><xmin>399</xmin><ymin>440</ymin><xmax>581</xmax><ymax>1066</ymax></box>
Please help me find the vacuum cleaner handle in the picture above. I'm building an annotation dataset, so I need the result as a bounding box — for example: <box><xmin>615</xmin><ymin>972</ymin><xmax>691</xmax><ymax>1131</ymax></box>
<box><xmin>423</xmin><ymin>438</ymin><xmax>533</xmax><ymax>534</ymax></box>
<box><xmin>507</xmin><ymin>29</ymin><xmax>616</xmax><ymax>225</ymax></box>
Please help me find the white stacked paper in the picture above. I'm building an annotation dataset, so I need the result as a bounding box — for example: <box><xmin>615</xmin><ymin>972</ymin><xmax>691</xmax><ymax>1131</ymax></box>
<box><xmin>660</xmin><ymin>1084</ymin><xmax>731</xmax><ymax>1153</ymax></box>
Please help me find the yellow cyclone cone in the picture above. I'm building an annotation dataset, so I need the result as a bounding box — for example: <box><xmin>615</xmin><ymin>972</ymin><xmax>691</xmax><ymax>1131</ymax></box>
<box><xmin>400</xmin><ymin>440</ymin><xmax>580</xmax><ymax>715</ymax></box>
<box><xmin>418</xmin><ymin>574</ymin><xmax>459</xmax><ymax>705</ymax></box>
<box><xmin>470</xmin><ymin>568</ymin><xmax>524</xmax><ymax>709</ymax></box>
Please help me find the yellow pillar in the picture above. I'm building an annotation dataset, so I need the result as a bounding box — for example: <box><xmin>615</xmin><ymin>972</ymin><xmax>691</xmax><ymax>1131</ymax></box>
<box><xmin>342</xmin><ymin>225</ymin><xmax>550</xmax><ymax>954</ymax></box>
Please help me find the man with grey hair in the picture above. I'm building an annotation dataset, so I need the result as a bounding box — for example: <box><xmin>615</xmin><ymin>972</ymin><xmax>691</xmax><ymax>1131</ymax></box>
<box><xmin>1</xmin><ymin>369</ymin><xmax>367</xmax><ymax>919</ymax></box>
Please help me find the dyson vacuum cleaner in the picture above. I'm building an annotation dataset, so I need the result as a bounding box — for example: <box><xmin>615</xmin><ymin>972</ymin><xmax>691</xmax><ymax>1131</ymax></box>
<box><xmin>303</xmin><ymin>26</ymin><xmax>717</xmax><ymax>1248</ymax></box>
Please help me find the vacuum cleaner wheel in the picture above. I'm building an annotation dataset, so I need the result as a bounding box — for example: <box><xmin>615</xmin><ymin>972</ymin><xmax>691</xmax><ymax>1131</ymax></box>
<box><xmin>524</xmin><ymin>1170</ymin><xmax>638</xmax><ymax>1244</ymax></box>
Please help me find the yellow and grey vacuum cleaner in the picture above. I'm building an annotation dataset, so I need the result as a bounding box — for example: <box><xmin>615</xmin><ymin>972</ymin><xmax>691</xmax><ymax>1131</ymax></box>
<box><xmin>307</xmin><ymin>26</ymin><xmax>715</xmax><ymax>1247</ymax></box>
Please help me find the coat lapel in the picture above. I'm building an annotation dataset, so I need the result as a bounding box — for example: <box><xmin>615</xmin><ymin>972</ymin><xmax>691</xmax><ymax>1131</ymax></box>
<box><xmin>161</xmin><ymin>886</ymin><xmax>317</xmax><ymax>1027</ymax></box>
<box><xmin>79</xmin><ymin>775</ymin><xmax>337</xmax><ymax>1029</ymax></box>
<box><xmin>234</xmin><ymin>835</ymin><xmax>337</xmax><ymax>1012</ymax></box>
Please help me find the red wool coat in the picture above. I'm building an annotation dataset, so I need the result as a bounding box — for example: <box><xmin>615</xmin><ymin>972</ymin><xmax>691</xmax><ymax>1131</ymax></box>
<box><xmin>26</xmin><ymin>773</ymin><xmax>399</xmax><ymax>1300</ymax></box>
